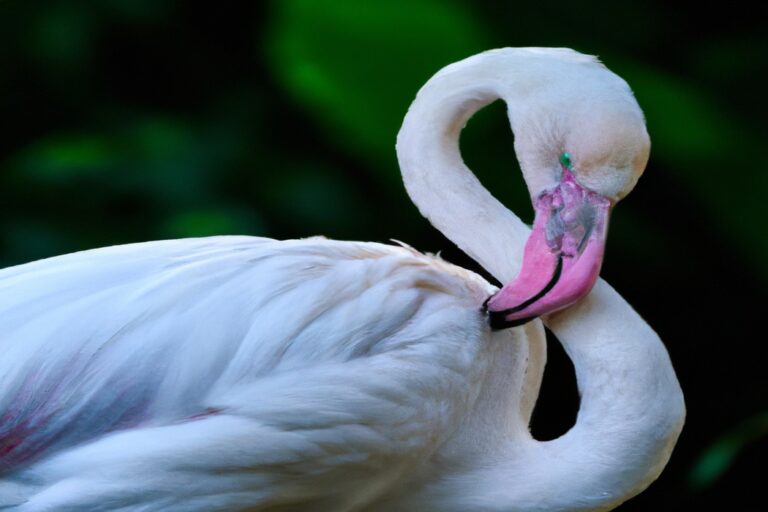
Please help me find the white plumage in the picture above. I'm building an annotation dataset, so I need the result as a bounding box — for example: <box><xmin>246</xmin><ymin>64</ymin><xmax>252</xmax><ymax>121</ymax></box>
<box><xmin>1</xmin><ymin>237</ymin><xmax>494</xmax><ymax>510</ymax></box>
<box><xmin>0</xmin><ymin>48</ymin><xmax>684</xmax><ymax>511</ymax></box>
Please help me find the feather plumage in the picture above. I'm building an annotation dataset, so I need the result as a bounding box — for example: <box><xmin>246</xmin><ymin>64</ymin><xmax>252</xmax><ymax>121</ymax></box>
<box><xmin>1</xmin><ymin>236</ymin><xmax>498</xmax><ymax>510</ymax></box>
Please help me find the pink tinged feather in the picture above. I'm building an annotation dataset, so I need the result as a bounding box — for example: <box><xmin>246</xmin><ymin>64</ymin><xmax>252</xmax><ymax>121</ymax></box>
<box><xmin>486</xmin><ymin>169</ymin><xmax>611</xmax><ymax>328</ymax></box>
<box><xmin>0</xmin><ymin>357</ymin><xmax>155</xmax><ymax>474</ymax></box>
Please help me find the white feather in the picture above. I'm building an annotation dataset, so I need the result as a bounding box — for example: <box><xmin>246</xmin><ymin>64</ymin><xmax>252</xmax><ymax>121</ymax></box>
<box><xmin>1</xmin><ymin>237</ymin><xmax>502</xmax><ymax>510</ymax></box>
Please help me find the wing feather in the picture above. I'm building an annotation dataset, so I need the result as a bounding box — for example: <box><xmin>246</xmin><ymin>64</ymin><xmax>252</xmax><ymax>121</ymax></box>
<box><xmin>0</xmin><ymin>236</ymin><xmax>492</xmax><ymax>509</ymax></box>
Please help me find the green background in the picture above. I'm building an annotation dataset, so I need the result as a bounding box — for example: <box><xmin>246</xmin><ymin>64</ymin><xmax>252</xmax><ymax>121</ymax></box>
<box><xmin>0</xmin><ymin>1</ymin><xmax>765</xmax><ymax>508</ymax></box>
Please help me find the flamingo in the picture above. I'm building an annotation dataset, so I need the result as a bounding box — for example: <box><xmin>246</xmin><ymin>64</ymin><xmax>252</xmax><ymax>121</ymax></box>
<box><xmin>0</xmin><ymin>48</ymin><xmax>684</xmax><ymax>511</ymax></box>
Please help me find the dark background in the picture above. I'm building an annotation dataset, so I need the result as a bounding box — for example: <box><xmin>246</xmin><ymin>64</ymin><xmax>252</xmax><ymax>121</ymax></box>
<box><xmin>1</xmin><ymin>0</ymin><xmax>765</xmax><ymax>509</ymax></box>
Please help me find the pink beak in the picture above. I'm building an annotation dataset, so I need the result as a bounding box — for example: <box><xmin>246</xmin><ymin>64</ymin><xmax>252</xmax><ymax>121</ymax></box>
<box><xmin>485</xmin><ymin>169</ymin><xmax>612</xmax><ymax>329</ymax></box>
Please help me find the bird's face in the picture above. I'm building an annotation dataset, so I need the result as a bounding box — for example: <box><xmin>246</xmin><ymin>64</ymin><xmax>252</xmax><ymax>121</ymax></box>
<box><xmin>486</xmin><ymin>102</ymin><xmax>650</xmax><ymax>329</ymax></box>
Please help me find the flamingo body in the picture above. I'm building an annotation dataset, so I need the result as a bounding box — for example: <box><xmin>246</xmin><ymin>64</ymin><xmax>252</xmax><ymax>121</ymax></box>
<box><xmin>0</xmin><ymin>47</ymin><xmax>685</xmax><ymax>511</ymax></box>
<box><xmin>1</xmin><ymin>236</ymin><xmax>517</xmax><ymax>510</ymax></box>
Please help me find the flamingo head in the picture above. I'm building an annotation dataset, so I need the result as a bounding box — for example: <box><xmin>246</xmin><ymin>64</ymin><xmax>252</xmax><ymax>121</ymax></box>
<box><xmin>486</xmin><ymin>89</ymin><xmax>650</xmax><ymax>329</ymax></box>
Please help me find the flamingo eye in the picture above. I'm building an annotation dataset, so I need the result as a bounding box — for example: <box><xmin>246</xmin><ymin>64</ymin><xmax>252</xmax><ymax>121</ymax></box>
<box><xmin>559</xmin><ymin>152</ymin><xmax>573</xmax><ymax>169</ymax></box>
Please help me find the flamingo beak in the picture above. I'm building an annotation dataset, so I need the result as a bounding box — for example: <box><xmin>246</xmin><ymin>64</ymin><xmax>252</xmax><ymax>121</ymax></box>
<box><xmin>484</xmin><ymin>169</ymin><xmax>612</xmax><ymax>330</ymax></box>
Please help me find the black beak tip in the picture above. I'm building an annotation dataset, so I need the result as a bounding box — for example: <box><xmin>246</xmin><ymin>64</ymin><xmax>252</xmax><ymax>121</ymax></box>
<box><xmin>489</xmin><ymin>311</ymin><xmax>533</xmax><ymax>330</ymax></box>
<box><xmin>483</xmin><ymin>295</ymin><xmax>535</xmax><ymax>331</ymax></box>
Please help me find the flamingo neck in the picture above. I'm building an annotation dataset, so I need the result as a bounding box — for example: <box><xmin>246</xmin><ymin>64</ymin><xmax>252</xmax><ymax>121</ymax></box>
<box><xmin>396</xmin><ymin>48</ymin><xmax>685</xmax><ymax>510</ymax></box>
<box><xmin>396</xmin><ymin>52</ymin><xmax>531</xmax><ymax>283</ymax></box>
<box><xmin>513</xmin><ymin>281</ymin><xmax>685</xmax><ymax>510</ymax></box>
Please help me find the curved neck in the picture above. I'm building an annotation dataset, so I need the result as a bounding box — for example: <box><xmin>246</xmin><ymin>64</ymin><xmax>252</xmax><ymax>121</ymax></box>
<box><xmin>396</xmin><ymin>49</ymin><xmax>685</xmax><ymax>510</ymax></box>
<box><xmin>396</xmin><ymin>54</ymin><xmax>531</xmax><ymax>283</ymax></box>
<box><xmin>523</xmin><ymin>281</ymin><xmax>685</xmax><ymax>510</ymax></box>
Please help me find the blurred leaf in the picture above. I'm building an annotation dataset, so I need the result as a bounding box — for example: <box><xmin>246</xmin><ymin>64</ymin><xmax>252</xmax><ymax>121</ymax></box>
<box><xmin>615</xmin><ymin>62</ymin><xmax>743</xmax><ymax>164</ymax></box>
<box><xmin>27</xmin><ymin>4</ymin><xmax>94</xmax><ymax>72</ymax></box>
<box><xmin>1</xmin><ymin>220</ymin><xmax>77</xmax><ymax>267</ymax></box>
<box><xmin>15</xmin><ymin>135</ymin><xmax>113</xmax><ymax>180</ymax></box>
<box><xmin>259</xmin><ymin>164</ymin><xmax>368</xmax><ymax>236</ymax></box>
<box><xmin>117</xmin><ymin>118</ymin><xmax>204</xmax><ymax>201</ymax></box>
<box><xmin>266</xmin><ymin>0</ymin><xmax>489</xmax><ymax>182</ymax></box>
<box><xmin>693</xmin><ymin>37</ymin><xmax>765</xmax><ymax>85</ymax></box>
<box><xmin>689</xmin><ymin>412</ymin><xmax>768</xmax><ymax>489</ymax></box>
<box><xmin>610</xmin><ymin>59</ymin><xmax>768</xmax><ymax>280</ymax></box>
<box><xmin>161</xmin><ymin>207</ymin><xmax>266</xmax><ymax>239</ymax></box>
<box><xmin>10</xmin><ymin>117</ymin><xmax>232</xmax><ymax>204</ymax></box>
<box><xmin>115</xmin><ymin>117</ymin><xmax>250</xmax><ymax>205</ymax></box>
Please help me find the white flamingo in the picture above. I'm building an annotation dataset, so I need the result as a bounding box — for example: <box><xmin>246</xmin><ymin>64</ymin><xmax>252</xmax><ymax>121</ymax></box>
<box><xmin>0</xmin><ymin>48</ymin><xmax>684</xmax><ymax>511</ymax></box>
